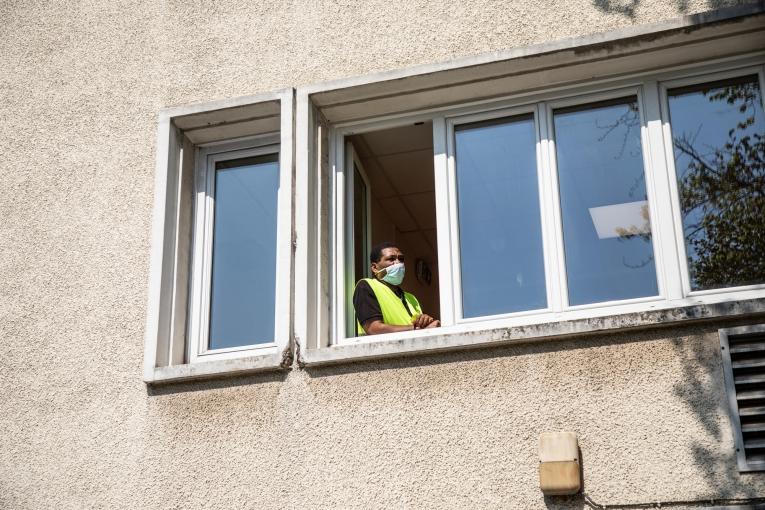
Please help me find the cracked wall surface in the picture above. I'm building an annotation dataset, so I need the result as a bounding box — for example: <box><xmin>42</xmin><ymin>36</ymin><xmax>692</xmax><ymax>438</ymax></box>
<box><xmin>1</xmin><ymin>0</ymin><xmax>764</xmax><ymax>508</ymax></box>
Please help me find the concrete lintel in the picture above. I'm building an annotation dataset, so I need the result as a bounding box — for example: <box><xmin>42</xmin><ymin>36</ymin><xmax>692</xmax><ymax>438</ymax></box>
<box><xmin>298</xmin><ymin>3</ymin><xmax>764</xmax><ymax>99</ymax></box>
<box><xmin>158</xmin><ymin>87</ymin><xmax>292</xmax><ymax>122</ymax></box>
<box><xmin>301</xmin><ymin>298</ymin><xmax>765</xmax><ymax>367</ymax></box>
<box><xmin>146</xmin><ymin>352</ymin><xmax>287</xmax><ymax>385</ymax></box>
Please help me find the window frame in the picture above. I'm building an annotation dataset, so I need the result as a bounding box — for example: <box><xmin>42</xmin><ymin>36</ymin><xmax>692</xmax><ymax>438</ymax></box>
<box><xmin>187</xmin><ymin>137</ymin><xmax>285</xmax><ymax>364</ymax></box>
<box><xmin>444</xmin><ymin>103</ymin><xmax>552</xmax><ymax>323</ymax></box>
<box><xmin>345</xmin><ymin>143</ymin><xmax>373</xmax><ymax>336</ymax></box>
<box><xmin>659</xmin><ymin>65</ymin><xmax>765</xmax><ymax>298</ymax></box>
<box><xmin>324</xmin><ymin>59</ymin><xmax>765</xmax><ymax>348</ymax></box>
<box><xmin>143</xmin><ymin>88</ymin><xmax>294</xmax><ymax>384</ymax></box>
<box><xmin>542</xmin><ymin>87</ymin><xmax>665</xmax><ymax>312</ymax></box>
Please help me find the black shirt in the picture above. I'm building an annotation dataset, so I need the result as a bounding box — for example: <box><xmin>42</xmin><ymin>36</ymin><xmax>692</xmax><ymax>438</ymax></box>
<box><xmin>353</xmin><ymin>279</ymin><xmax>414</xmax><ymax>329</ymax></box>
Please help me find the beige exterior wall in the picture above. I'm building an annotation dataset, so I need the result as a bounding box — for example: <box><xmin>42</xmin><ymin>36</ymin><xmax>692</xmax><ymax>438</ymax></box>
<box><xmin>1</xmin><ymin>1</ymin><xmax>764</xmax><ymax>508</ymax></box>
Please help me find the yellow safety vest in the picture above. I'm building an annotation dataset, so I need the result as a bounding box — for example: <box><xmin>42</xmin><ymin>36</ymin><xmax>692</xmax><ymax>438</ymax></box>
<box><xmin>356</xmin><ymin>278</ymin><xmax>423</xmax><ymax>336</ymax></box>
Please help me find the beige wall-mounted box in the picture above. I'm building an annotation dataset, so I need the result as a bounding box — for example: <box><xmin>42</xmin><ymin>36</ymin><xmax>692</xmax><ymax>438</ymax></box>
<box><xmin>539</xmin><ymin>432</ymin><xmax>581</xmax><ymax>495</ymax></box>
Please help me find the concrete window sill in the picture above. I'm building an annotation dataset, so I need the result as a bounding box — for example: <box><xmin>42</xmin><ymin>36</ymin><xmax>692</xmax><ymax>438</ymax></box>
<box><xmin>145</xmin><ymin>350</ymin><xmax>291</xmax><ymax>385</ymax></box>
<box><xmin>299</xmin><ymin>298</ymin><xmax>765</xmax><ymax>367</ymax></box>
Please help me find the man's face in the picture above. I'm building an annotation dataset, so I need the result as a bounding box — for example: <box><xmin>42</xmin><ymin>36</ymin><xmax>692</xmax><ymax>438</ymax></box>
<box><xmin>372</xmin><ymin>247</ymin><xmax>404</xmax><ymax>278</ymax></box>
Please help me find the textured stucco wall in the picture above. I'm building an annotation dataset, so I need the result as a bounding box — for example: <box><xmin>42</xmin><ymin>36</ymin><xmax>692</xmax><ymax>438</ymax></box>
<box><xmin>1</xmin><ymin>1</ymin><xmax>764</xmax><ymax>508</ymax></box>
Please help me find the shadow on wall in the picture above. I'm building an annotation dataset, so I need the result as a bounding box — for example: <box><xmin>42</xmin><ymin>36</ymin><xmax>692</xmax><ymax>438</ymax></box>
<box><xmin>670</xmin><ymin>328</ymin><xmax>760</xmax><ymax>499</ymax></box>
<box><xmin>529</xmin><ymin>323</ymin><xmax>763</xmax><ymax>509</ymax></box>
<box><xmin>593</xmin><ymin>0</ymin><xmax>743</xmax><ymax>18</ymax></box>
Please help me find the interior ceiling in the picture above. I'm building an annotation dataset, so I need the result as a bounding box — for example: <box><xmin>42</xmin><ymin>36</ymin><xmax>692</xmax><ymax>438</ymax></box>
<box><xmin>351</xmin><ymin>122</ymin><xmax>437</xmax><ymax>256</ymax></box>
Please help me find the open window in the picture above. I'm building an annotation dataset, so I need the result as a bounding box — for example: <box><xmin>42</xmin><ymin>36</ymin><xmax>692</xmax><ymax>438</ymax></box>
<box><xmin>344</xmin><ymin>123</ymin><xmax>440</xmax><ymax>338</ymax></box>
<box><xmin>296</xmin><ymin>10</ymin><xmax>765</xmax><ymax>359</ymax></box>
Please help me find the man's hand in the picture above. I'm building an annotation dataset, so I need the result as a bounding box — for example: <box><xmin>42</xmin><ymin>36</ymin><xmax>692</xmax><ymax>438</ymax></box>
<box><xmin>362</xmin><ymin>315</ymin><xmax>441</xmax><ymax>335</ymax></box>
<box><xmin>412</xmin><ymin>314</ymin><xmax>440</xmax><ymax>329</ymax></box>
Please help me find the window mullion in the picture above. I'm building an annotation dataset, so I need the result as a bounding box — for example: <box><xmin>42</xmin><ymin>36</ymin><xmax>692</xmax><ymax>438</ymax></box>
<box><xmin>537</xmin><ymin>102</ymin><xmax>568</xmax><ymax>312</ymax></box>
<box><xmin>640</xmin><ymin>80</ymin><xmax>684</xmax><ymax>301</ymax></box>
<box><xmin>445</xmin><ymin>116</ymin><xmax>465</xmax><ymax>323</ymax></box>
<box><xmin>344</xmin><ymin>142</ymin><xmax>356</xmax><ymax>337</ymax></box>
<box><xmin>332</xmin><ymin>132</ymin><xmax>346</xmax><ymax>344</ymax></box>
<box><xmin>432</xmin><ymin>116</ymin><xmax>456</xmax><ymax>327</ymax></box>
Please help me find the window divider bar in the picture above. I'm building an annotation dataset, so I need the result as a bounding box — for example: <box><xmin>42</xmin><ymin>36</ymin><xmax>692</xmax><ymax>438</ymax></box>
<box><xmin>331</xmin><ymin>131</ymin><xmax>346</xmax><ymax>344</ymax></box>
<box><xmin>445</xmin><ymin>118</ymin><xmax>465</xmax><ymax>323</ymax></box>
<box><xmin>538</xmin><ymin>102</ymin><xmax>568</xmax><ymax>312</ymax></box>
<box><xmin>657</xmin><ymin>81</ymin><xmax>695</xmax><ymax>297</ymax></box>
<box><xmin>432</xmin><ymin>116</ymin><xmax>456</xmax><ymax>327</ymax></box>
<box><xmin>641</xmin><ymin>80</ymin><xmax>684</xmax><ymax>300</ymax></box>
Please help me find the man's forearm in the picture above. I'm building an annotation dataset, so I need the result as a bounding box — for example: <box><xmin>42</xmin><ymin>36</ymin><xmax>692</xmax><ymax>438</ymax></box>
<box><xmin>363</xmin><ymin>320</ymin><xmax>413</xmax><ymax>335</ymax></box>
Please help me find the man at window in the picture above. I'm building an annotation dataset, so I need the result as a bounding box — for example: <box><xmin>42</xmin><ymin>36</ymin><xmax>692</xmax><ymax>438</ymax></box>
<box><xmin>353</xmin><ymin>242</ymin><xmax>441</xmax><ymax>335</ymax></box>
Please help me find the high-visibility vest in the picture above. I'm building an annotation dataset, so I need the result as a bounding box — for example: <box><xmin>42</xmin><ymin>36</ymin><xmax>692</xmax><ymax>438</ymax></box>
<box><xmin>356</xmin><ymin>278</ymin><xmax>423</xmax><ymax>336</ymax></box>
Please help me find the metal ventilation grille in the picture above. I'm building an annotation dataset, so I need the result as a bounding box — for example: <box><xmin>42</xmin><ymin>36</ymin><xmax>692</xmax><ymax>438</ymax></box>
<box><xmin>721</xmin><ymin>326</ymin><xmax>765</xmax><ymax>472</ymax></box>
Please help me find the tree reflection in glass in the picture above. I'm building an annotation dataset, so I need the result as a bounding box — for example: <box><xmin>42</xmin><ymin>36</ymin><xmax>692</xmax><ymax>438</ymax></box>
<box><xmin>668</xmin><ymin>76</ymin><xmax>765</xmax><ymax>291</ymax></box>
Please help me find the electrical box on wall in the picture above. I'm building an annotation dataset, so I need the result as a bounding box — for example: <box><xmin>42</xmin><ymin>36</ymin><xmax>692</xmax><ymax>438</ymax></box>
<box><xmin>539</xmin><ymin>432</ymin><xmax>581</xmax><ymax>495</ymax></box>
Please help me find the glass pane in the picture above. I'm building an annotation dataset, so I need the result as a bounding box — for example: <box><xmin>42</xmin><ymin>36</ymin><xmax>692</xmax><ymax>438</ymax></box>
<box><xmin>208</xmin><ymin>154</ymin><xmax>279</xmax><ymax>350</ymax></box>
<box><xmin>455</xmin><ymin>115</ymin><xmax>547</xmax><ymax>318</ymax></box>
<box><xmin>554</xmin><ymin>98</ymin><xmax>658</xmax><ymax>305</ymax></box>
<box><xmin>667</xmin><ymin>75</ymin><xmax>765</xmax><ymax>291</ymax></box>
<box><xmin>353</xmin><ymin>164</ymin><xmax>368</xmax><ymax>283</ymax></box>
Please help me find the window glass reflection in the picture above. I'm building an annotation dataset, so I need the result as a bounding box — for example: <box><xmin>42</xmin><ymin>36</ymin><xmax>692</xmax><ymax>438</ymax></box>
<box><xmin>209</xmin><ymin>154</ymin><xmax>279</xmax><ymax>350</ymax></box>
<box><xmin>667</xmin><ymin>76</ymin><xmax>765</xmax><ymax>291</ymax></box>
<box><xmin>455</xmin><ymin>115</ymin><xmax>547</xmax><ymax>318</ymax></box>
<box><xmin>554</xmin><ymin>98</ymin><xmax>658</xmax><ymax>305</ymax></box>
<box><xmin>353</xmin><ymin>164</ymin><xmax>369</xmax><ymax>283</ymax></box>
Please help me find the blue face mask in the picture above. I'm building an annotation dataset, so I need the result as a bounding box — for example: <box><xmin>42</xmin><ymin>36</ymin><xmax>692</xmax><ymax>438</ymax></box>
<box><xmin>378</xmin><ymin>262</ymin><xmax>405</xmax><ymax>286</ymax></box>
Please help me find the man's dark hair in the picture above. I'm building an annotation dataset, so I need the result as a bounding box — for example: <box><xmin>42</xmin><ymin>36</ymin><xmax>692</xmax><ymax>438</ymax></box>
<box><xmin>370</xmin><ymin>241</ymin><xmax>399</xmax><ymax>263</ymax></box>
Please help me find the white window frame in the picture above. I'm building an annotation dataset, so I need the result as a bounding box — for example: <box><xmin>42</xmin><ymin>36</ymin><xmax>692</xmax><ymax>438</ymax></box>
<box><xmin>659</xmin><ymin>65</ymin><xmax>765</xmax><ymax>298</ymax></box>
<box><xmin>187</xmin><ymin>137</ymin><xmax>286</xmax><ymax>364</ymax></box>
<box><xmin>444</xmin><ymin>104</ymin><xmax>552</xmax><ymax>323</ymax></box>
<box><xmin>325</xmin><ymin>58</ymin><xmax>765</xmax><ymax>348</ymax></box>
<box><xmin>345</xmin><ymin>143</ymin><xmax>373</xmax><ymax>335</ymax></box>
<box><xmin>143</xmin><ymin>88</ymin><xmax>294</xmax><ymax>384</ymax></box>
<box><xmin>542</xmin><ymin>87</ymin><xmax>666</xmax><ymax>312</ymax></box>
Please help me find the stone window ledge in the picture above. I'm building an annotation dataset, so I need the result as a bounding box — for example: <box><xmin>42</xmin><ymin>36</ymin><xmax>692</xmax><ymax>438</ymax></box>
<box><xmin>299</xmin><ymin>298</ymin><xmax>765</xmax><ymax>367</ymax></box>
<box><xmin>145</xmin><ymin>350</ymin><xmax>291</xmax><ymax>385</ymax></box>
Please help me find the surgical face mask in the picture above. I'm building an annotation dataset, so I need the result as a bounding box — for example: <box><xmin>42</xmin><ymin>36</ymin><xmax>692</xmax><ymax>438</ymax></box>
<box><xmin>378</xmin><ymin>262</ymin><xmax>405</xmax><ymax>286</ymax></box>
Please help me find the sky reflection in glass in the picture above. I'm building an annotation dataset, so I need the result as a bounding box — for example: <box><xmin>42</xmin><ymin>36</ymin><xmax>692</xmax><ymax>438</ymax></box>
<box><xmin>353</xmin><ymin>164</ymin><xmax>369</xmax><ymax>283</ymax></box>
<box><xmin>208</xmin><ymin>154</ymin><xmax>279</xmax><ymax>350</ymax></box>
<box><xmin>554</xmin><ymin>98</ymin><xmax>658</xmax><ymax>305</ymax></box>
<box><xmin>455</xmin><ymin>115</ymin><xmax>547</xmax><ymax>318</ymax></box>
